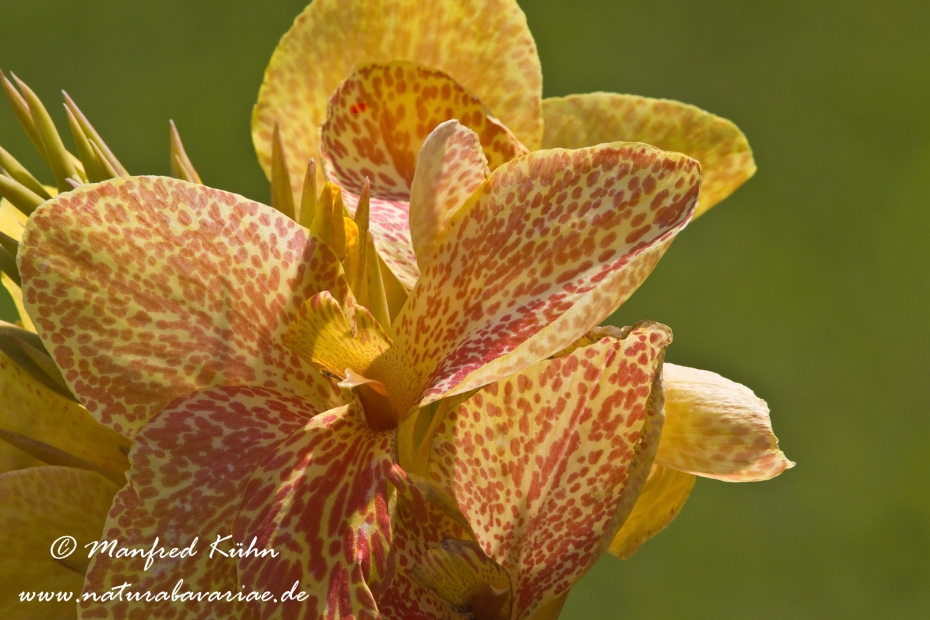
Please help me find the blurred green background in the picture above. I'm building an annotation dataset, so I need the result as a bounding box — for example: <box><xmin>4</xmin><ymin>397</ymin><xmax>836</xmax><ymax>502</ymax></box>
<box><xmin>1</xmin><ymin>0</ymin><xmax>927</xmax><ymax>618</ymax></box>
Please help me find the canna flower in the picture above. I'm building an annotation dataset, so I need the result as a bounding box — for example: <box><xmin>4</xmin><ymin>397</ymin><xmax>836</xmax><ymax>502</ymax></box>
<box><xmin>16</xmin><ymin>143</ymin><xmax>787</xmax><ymax>620</ymax></box>
<box><xmin>1</xmin><ymin>1</ymin><xmax>792</xmax><ymax>618</ymax></box>
<box><xmin>250</xmin><ymin>0</ymin><xmax>787</xmax><ymax>561</ymax></box>
<box><xmin>21</xmin><ymin>140</ymin><xmax>696</xmax><ymax>619</ymax></box>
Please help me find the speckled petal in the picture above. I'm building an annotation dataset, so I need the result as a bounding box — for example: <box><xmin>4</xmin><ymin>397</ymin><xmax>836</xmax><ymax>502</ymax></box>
<box><xmin>18</xmin><ymin>176</ymin><xmax>348</xmax><ymax>438</ymax></box>
<box><xmin>0</xmin><ymin>349</ymin><xmax>130</xmax><ymax>474</ymax></box>
<box><xmin>542</xmin><ymin>93</ymin><xmax>755</xmax><ymax>217</ymax></box>
<box><xmin>321</xmin><ymin>62</ymin><xmax>526</xmax><ymax>292</ymax></box>
<box><xmin>284</xmin><ymin>292</ymin><xmax>420</xmax><ymax>416</ymax></box>
<box><xmin>232</xmin><ymin>404</ymin><xmax>394</xmax><ymax>620</ymax></box>
<box><xmin>79</xmin><ymin>385</ymin><xmax>314</xmax><ymax>620</ymax></box>
<box><xmin>409</xmin><ymin>121</ymin><xmax>489</xmax><ymax>269</ymax></box>
<box><xmin>396</xmin><ymin>144</ymin><xmax>699</xmax><ymax>406</ymax></box>
<box><xmin>321</xmin><ymin>61</ymin><xmax>524</xmax><ymax>199</ymax></box>
<box><xmin>607</xmin><ymin>463</ymin><xmax>696</xmax><ymax>559</ymax></box>
<box><xmin>0</xmin><ymin>467</ymin><xmax>117</xmax><ymax>620</ymax></box>
<box><xmin>253</xmin><ymin>0</ymin><xmax>542</xmax><ymax>196</ymax></box>
<box><xmin>428</xmin><ymin>326</ymin><xmax>670</xmax><ymax>618</ymax></box>
<box><xmin>657</xmin><ymin>363</ymin><xmax>793</xmax><ymax>482</ymax></box>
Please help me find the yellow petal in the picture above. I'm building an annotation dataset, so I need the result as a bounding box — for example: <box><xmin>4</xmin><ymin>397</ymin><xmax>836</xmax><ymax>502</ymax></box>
<box><xmin>428</xmin><ymin>324</ymin><xmax>671</xmax><ymax>618</ymax></box>
<box><xmin>0</xmin><ymin>466</ymin><xmax>118</xmax><ymax>620</ymax></box>
<box><xmin>656</xmin><ymin>363</ymin><xmax>794</xmax><ymax>481</ymax></box>
<box><xmin>0</xmin><ymin>348</ymin><xmax>130</xmax><ymax>475</ymax></box>
<box><xmin>409</xmin><ymin>120</ymin><xmax>489</xmax><ymax>269</ymax></box>
<box><xmin>253</xmin><ymin>0</ymin><xmax>542</xmax><ymax>196</ymax></box>
<box><xmin>542</xmin><ymin>93</ymin><xmax>756</xmax><ymax>217</ymax></box>
<box><xmin>608</xmin><ymin>463</ymin><xmax>696</xmax><ymax>559</ymax></box>
<box><xmin>0</xmin><ymin>198</ymin><xmax>34</xmax><ymax>331</ymax></box>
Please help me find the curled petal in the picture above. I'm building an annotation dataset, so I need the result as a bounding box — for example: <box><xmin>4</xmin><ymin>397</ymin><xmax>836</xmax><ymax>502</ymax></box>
<box><xmin>608</xmin><ymin>463</ymin><xmax>696</xmax><ymax>559</ymax></box>
<box><xmin>396</xmin><ymin>143</ymin><xmax>699</xmax><ymax>405</ymax></box>
<box><xmin>18</xmin><ymin>176</ymin><xmax>348</xmax><ymax>438</ymax></box>
<box><xmin>253</xmin><ymin>0</ymin><xmax>542</xmax><ymax>195</ymax></box>
<box><xmin>321</xmin><ymin>61</ymin><xmax>524</xmax><ymax>200</ymax></box>
<box><xmin>413</xmin><ymin>539</ymin><xmax>512</xmax><ymax>620</ymax></box>
<box><xmin>657</xmin><ymin>363</ymin><xmax>794</xmax><ymax>482</ymax></box>
<box><xmin>0</xmin><ymin>466</ymin><xmax>117</xmax><ymax>619</ymax></box>
<box><xmin>322</xmin><ymin>62</ymin><xmax>526</xmax><ymax>292</ymax></box>
<box><xmin>79</xmin><ymin>385</ymin><xmax>316</xmax><ymax>620</ymax></box>
<box><xmin>542</xmin><ymin>93</ymin><xmax>755</xmax><ymax>217</ymax></box>
<box><xmin>409</xmin><ymin>121</ymin><xmax>490</xmax><ymax>270</ymax></box>
<box><xmin>378</xmin><ymin>465</ymin><xmax>473</xmax><ymax>620</ymax></box>
<box><xmin>428</xmin><ymin>324</ymin><xmax>671</xmax><ymax>618</ymax></box>
<box><xmin>233</xmin><ymin>404</ymin><xmax>394</xmax><ymax>620</ymax></box>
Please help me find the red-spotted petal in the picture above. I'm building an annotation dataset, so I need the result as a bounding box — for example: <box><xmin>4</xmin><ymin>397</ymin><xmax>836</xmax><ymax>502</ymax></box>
<box><xmin>253</xmin><ymin>0</ymin><xmax>542</xmax><ymax>197</ymax></box>
<box><xmin>321</xmin><ymin>61</ymin><xmax>525</xmax><ymax>200</ymax></box>
<box><xmin>395</xmin><ymin>144</ymin><xmax>699</xmax><ymax>406</ymax></box>
<box><xmin>233</xmin><ymin>404</ymin><xmax>394</xmax><ymax>620</ymax></box>
<box><xmin>542</xmin><ymin>93</ymin><xmax>755</xmax><ymax>218</ymax></box>
<box><xmin>18</xmin><ymin>176</ymin><xmax>348</xmax><ymax>438</ymax></box>
<box><xmin>322</xmin><ymin>62</ymin><xmax>527</xmax><ymax>292</ymax></box>
<box><xmin>427</xmin><ymin>325</ymin><xmax>670</xmax><ymax>618</ymax></box>
<box><xmin>657</xmin><ymin>363</ymin><xmax>794</xmax><ymax>481</ymax></box>
<box><xmin>409</xmin><ymin>121</ymin><xmax>490</xmax><ymax>270</ymax></box>
<box><xmin>79</xmin><ymin>385</ymin><xmax>317</xmax><ymax>620</ymax></box>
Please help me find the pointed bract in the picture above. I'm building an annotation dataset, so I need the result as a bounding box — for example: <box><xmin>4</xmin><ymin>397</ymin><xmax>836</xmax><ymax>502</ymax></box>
<box><xmin>12</xmin><ymin>74</ymin><xmax>80</xmax><ymax>192</ymax></box>
<box><xmin>0</xmin><ymin>144</ymin><xmax>51</xmax><ymax>199</ymax></box>
<box><xmin>169</xmin><ymin>120</ymin><xmax>203</xmax><ymax>185</ymax></box>
<box><xmin>270</xmin><ymin>122</ymin><xmax>296</xmax><ymax>219</ymax></box>
<box><xmin>63</xmin><ymin>91</ymin><xmax>128</xmax><ymax>177</ymax></box>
